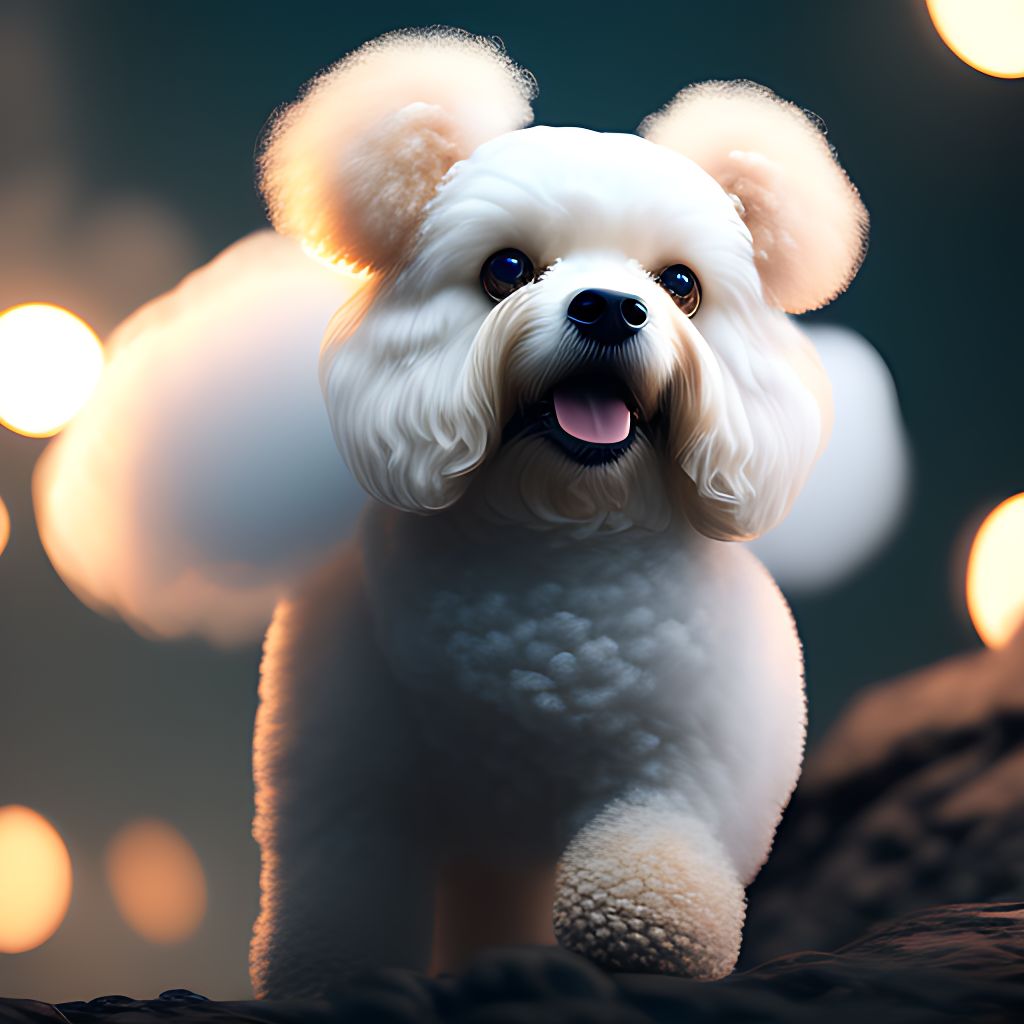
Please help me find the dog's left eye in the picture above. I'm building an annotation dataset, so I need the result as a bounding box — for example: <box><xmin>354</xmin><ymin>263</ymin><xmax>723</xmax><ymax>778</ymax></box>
<box><xmin>481</xmin><ymin>249</ymin><xmax>535</xmax><ymax>302</ymax></box>
<box><xmin>658</xmin><ymin>264</ymin><xmax>701</xmax><ymax>317</ymax></box>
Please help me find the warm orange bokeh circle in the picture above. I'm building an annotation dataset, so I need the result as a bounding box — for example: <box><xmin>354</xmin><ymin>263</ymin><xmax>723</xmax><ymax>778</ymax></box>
<box><xmin>106</xmin><ymin>819</ymin><xmax>207</xmax><ymax>944</ymax></box>
<box><xmin>0</xmin><ymin>805</ymin><xmax>73</xmax><ymax>954</ymax></box>
<box><xmin>967</xmin><ymin>493</ymin><xmax>1024</xmax><ymax>649</ymax></box>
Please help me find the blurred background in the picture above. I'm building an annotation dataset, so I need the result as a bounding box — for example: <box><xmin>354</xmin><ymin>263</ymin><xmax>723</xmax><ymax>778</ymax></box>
<box><xmin>0</xmin><ymin>0</ymin><xmax>1020</xmax><ymax>1004</ymax></box>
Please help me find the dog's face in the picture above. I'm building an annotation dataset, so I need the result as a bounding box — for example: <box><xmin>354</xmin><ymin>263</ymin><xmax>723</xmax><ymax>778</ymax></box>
<box><xmin>260</xmin><ymin>29</ymin><xmax>867</xmax><ymax>540</ymax></box>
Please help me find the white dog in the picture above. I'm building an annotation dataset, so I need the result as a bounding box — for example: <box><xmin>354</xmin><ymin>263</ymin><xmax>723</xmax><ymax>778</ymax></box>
<box><xmin>35</xmin><ymin>26</ymin><xmax>871</xmax><ymax>999</ymax></box>
<box><xmin>244</xmin><ymin>28</ymin><xmax>866</xmax><ymax>997</ymax></box>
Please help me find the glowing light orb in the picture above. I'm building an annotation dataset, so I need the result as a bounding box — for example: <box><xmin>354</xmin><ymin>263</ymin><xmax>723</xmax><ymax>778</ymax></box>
<box><xmin>0</xmin><ymin>805</ymin><xmax>73</xmax><ymax>954</ymax></box>
<box><xmin>967</xmin><ymin>493</ymin><xmax>1024</xmax><ymax>648</ymax></box>
<box><xmin>0</xmin><ymin>304</ymin><xmax>105</xmax><ymax>438</ymax></box>
<box><xmin>106</xmin><ymin>820</ymin><xmax>206</xmax><ymax>944</ymax></box>
<box><xmin>0</xmin><ymin>497</ymin><xmax>9</xmax><ymax>558</ymax></box>
<box><xmin>927</xmin><ymin>0</ymin><xmax>1024</xmax><ymax>78</ymax></box>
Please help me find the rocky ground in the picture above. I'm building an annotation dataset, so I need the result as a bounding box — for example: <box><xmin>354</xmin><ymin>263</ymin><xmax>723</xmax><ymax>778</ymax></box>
<box><xmin>743</xmin><ymin>625</ymin><xmax>1024</xmax><ymax>966</ymax></box>
<box><xmin>4</xmin><ymin>629</ymin><xmax>1023</xmax><ymax>1023</ymax></box>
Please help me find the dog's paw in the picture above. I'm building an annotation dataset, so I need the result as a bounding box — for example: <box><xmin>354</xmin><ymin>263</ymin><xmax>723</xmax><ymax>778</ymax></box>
<box><xmin>553</xmin><ymin>801</ymin><xmax>744</xmax><ymax>979</ymax></box>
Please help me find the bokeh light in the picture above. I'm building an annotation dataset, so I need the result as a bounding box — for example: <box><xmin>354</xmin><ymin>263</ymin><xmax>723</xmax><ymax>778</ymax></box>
<box><xmin>927</xmin><ymin>0</ymin><xmax>1024</xmax><ymax>78</ymax></box>
<box><xmin>966</xmin><ymin>493</ymin><xmax>1024</xmax><ymax>648</ymax></box>
<box><xmin>34</xmin><ymin>231</ymin><xmax>368</xmax><ymax>645</ymax></box>
<box><xmin>106</xmin><ymin>820</ymin><xmax>207</xmax><ymax>945</ymax></box>
<box><xmin>0</xmin><ymin>496</ymin><xmax>9</xmax><ymax>558</ymax></box>
<box><xmin>0</xmin><ymin>805</ymin><xmax>73</xmax><ymax>954</ymax></box>
<box><xmin>0</xmin><ymin>303</ymin><xmax>105</xmax><ymax>438</ymax></box>
<box><xmin>749</xmin><ymin>325</ymin><xmax>909</xmax><ymax>592</ymax></box>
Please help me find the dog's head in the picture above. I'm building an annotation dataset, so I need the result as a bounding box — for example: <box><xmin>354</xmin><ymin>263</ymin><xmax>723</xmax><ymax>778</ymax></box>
<box><xmin>260</xmin><ymin>29</ymin><xmax>867</xmax><ymax>540</ymax></box>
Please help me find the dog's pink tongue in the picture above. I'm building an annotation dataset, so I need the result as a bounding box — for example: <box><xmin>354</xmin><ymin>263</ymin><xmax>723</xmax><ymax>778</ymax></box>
<box><xmin>553</xmin><ymin>380</ymin><xmax>631</xmax><ymax>444</ymax></box>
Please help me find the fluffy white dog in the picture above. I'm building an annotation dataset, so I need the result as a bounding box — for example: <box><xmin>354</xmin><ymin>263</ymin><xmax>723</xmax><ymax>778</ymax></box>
<box><xmin>35</xmin><ymin>26</ymin><xmax>874</xmax><ymax>999</ymax></box>
<box><xmin>244</xmin><ymin>28</ymin><xmax>866</xmax><ymax>997</ymax></box>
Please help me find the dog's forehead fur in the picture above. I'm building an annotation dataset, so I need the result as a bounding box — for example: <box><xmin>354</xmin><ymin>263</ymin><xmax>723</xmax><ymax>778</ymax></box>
<box><xmin>417</xmin><ymin>126</ymin><xmax>751</xmax><ymax>280</ymax></box>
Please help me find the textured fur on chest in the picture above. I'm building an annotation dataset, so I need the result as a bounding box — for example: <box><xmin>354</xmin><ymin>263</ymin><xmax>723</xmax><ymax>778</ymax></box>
<box><xmin>361</xmin><ymin>510</ymin><xmax>724</xmax><ymax>798</ymax></box>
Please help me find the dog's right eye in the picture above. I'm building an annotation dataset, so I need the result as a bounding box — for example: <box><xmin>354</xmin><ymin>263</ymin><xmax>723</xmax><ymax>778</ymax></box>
<box><xmin>481</xmin><ymin>249</ymin><xmax>535</xmax><ymax>302</ymax></box>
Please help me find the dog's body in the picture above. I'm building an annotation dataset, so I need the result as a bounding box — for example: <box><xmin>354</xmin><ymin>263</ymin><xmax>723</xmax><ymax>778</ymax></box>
<box><xmin>242</xmin><ymin>30</ymin><xmax>868</xmax><ymax>996</ymax></box>
<box><xmin>252</xmin><ymin>498</ymin><xmax>806</xmax><ymax>994</ymax></box>
<box><xmin>23</xmin><ymin>26</ymin><xmax>869</xmax><ymax>998</ymax></box>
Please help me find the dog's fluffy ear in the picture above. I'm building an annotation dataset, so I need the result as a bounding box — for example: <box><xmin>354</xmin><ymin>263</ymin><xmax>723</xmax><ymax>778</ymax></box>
<box><xmin>259</xmin><ymin>28</ymin><xmax>536</xmax><ymax>272</ymax></box>
<box><xmin>640</xmin><ymin>81</ymin><xmax>867</xmax><ymax>314</ymax></box>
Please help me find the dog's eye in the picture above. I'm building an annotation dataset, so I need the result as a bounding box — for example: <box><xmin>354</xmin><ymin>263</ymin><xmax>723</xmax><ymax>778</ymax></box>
<box><xmin>481</xmin><ymin>249</ymin><xmax>535</xmax><ymax>302</ymax></box>
<box><xmin>658</xmin><ymin>264</ymin><xmax>701</xmax><ymax>317</ymax></box>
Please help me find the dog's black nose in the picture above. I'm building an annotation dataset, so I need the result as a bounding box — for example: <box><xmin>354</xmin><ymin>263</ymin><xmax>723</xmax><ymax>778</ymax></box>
<box><xmin>567</xmin><ymin>289</ymin><xmax>648</xmax><ymax>345</ymax></box>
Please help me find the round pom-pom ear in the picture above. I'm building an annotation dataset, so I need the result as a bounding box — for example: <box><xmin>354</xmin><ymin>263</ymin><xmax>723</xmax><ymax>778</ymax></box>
<box><xmin>259</xmin><ymin>28</ymin><xmax>536</xmax><ymax>272</ymax></box>
<box><xmin>640</xmin><ymin>81</ymin><xmax>868</xmax><ymax>314</ymax></box>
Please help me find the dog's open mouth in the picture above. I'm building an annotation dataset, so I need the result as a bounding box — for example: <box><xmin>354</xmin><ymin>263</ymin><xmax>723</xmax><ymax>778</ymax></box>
<box><xmin>553</xmin><ymin>377</ymin><xmax>632</xmax><ymax>445</ymax></box>
<box><xmin>503</xmin><ymin>373</ymin><xmax>641</xmax><ymax>466</ymax></box>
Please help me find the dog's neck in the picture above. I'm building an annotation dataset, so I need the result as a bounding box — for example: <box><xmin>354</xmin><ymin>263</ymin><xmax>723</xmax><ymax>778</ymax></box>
<box><xmin>438</xmin><ymin>454</ymin><xmax>683</xmax><ymax>541</ymax></box>
<box><xmin>364</xmin><ymin>496</ymin><xmax>709</xmax><ymax>579</ymax></box>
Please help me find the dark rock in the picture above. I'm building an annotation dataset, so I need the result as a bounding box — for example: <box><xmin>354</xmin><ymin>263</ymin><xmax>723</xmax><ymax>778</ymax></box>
<box><xmin>0</xmin><ymin>1001</ymin><xmax>71</xmax><ymax>1024</ymax></box>
<box><xmin>461</xmin><ymin>945</ymin><xmax>619</xmax><ymax>1003</ymax></box>
<box><xmin>8</xmin><ymin>911</ymin><xmax>1024</xmax><ymax>1022</ymax></box>
<box><xmin>330</xmin><ymin>965</ymin><xmax>438</xmax><ymax>1024</ymax></box>
<box><xmin>51</xmin><ymin>993</ymin><xmax>334</xmax><ymax>1023</ymax></box>
<box><xmin>743</xmin><ymin>627</ymin><xmax>1024</xmax><ymax>965</ymax></box>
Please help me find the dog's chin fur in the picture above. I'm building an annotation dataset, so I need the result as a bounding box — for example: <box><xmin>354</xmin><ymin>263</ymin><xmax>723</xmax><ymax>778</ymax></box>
<box><xmin>466</xmin><ymin>436</ymin><xmax>673</xmax><ymax>537</ymax></box>
<box><xmin>321</xmin><ymin>126</ymin><xmax>829</xmax><ymax>542</ymax></box>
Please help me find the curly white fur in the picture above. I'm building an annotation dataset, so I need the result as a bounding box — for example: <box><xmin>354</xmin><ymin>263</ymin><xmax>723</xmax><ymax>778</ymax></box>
<box><xmin>554</xmin><ymin>797</ymin><xmax>746</xmax><ymax>977</ymax></box>
<box><xmin>32</xmin><ymin>26</ymin><xmax>874</xmax><ymax>999</ymax></box>
<box><xmin>249</xmin><ymin>28</ymin><xmax>867</xmax><ymax>997</ymax></box>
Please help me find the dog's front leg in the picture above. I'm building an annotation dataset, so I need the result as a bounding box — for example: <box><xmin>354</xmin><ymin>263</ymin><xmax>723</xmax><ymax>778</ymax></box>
<box><xmin>249</xmin><ymin>551</ymin><xmax>436</xmax><ymax>998</ymax></box>
<box><xmin>251</xmin><ymin>789</ymin><xmax>436</xmax><ymax>998</ymax></box>
<box><xmin>553</xmin><ymin>796</ymin><xmax>745</xmax><ymax>979</ymax></box>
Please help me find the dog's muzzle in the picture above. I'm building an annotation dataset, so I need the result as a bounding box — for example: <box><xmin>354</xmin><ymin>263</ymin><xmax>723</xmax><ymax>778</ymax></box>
<box><xmin>500</xmin><ymin>287</ymin><xmax>659</xmax><ymax>466</ymax></box>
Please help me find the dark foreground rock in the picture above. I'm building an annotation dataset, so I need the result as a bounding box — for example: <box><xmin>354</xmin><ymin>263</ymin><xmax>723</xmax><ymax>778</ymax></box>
<box><xmin>743</xmin><ymin>626</ymin><xmax>1024</xmax><ymax>965</ymax></box>
<box><xmin>334</xmin><ymin>903</ymin><xmax>1024</xmax><ymax>1022</ymax></box>
<box><xmin>4</xmin><ymin>631</ymin><xmax>1024</xmax><ymax>1022</ymax></box>
<box><xmin>1</xmin><ymin>904</ymin><xmax>1023</xmax><ymax>1023</ymax></box>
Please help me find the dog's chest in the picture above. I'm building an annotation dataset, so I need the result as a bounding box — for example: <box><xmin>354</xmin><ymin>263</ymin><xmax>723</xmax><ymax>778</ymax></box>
<box><xmin>363</xmin><ymin>514</ymin><xmax>719</xmax><ymax>791</ymax></box>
